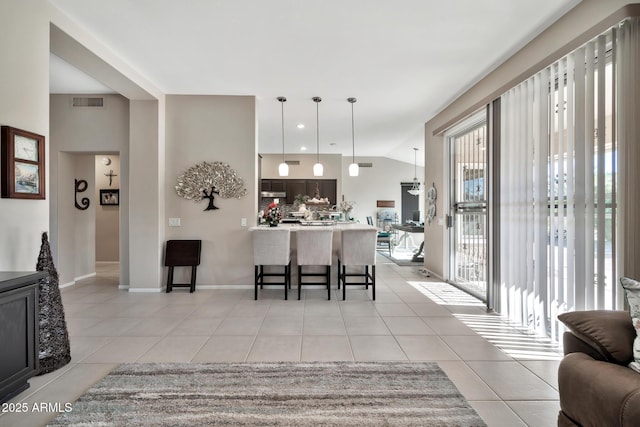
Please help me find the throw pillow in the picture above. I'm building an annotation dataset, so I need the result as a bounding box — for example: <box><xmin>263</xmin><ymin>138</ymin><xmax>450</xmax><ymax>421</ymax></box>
<box><xmin>557</xmin><ymin>310</ymin><xmax>635</xmax><ymax>364</ymax></box>
<box><xmin>620</xmin><ymin>277</ymin><xmax>640</xmax><ymax>373</ymax></box>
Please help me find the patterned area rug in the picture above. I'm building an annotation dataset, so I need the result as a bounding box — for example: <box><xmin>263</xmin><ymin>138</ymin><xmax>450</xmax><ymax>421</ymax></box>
<box><xmin>48</xmin><ymin>362</ymin><xmax>486</xmax><ymax>427</ymax></box>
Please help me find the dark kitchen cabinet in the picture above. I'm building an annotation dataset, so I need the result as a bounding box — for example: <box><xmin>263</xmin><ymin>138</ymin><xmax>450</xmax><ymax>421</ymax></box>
<box><xmin>285</xmin><ymin>180</ymin><xmax>307</xmax><ymax>204</ymax></box>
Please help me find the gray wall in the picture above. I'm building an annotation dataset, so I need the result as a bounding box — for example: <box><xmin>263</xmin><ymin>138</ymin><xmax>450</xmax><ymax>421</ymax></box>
<box><xmin>50</xmin><ymin>94</ymin><xmax>129</xmax><ymax>285</ymax></box>
<box><xmin>164</xmin><ymin>95</ymin><xmax>257</xmax><ymax>287</ymax></box>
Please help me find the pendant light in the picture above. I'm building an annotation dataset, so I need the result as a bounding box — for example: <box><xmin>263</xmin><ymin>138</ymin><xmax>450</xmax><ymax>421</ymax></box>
<box><xmin>347</xmin><ymin>97</ymin><xmax>359</xmax><ymax>177</ymax></box>
<box><xmin>277</xmin><ymin>97</ymin><xmax>289</xmax><ymax>176</ymax></box>
<box><xmin>408</xmin><ymin>147</ymin><xmax>421</xmax><ymax>195</ymax></box>
<box><xmin>312</xmin><ymin>96</ymin><xmax>323</xmax><ymax>176</ymax></box>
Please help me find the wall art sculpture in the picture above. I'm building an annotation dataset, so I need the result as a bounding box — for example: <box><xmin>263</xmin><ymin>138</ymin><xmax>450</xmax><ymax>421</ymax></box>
<box><xmin>175</xmin><ymin>161</ymin><xmax>247</xmax><ymax>211</ymax></box>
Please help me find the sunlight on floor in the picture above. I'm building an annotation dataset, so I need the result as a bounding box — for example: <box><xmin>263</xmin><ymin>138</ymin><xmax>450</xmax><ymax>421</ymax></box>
<box><xmin>409</xmin><ymin>280</ymin><xmax>562</xmax><ymax>360</ymax></box>
<box><xmin>409</xmin><ymin>280</ymin><xmax>485</xmax><ymax>306</ymax></box>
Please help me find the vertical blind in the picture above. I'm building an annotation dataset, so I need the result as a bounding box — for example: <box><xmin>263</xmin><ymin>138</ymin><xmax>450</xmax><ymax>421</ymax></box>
<box><xmin>496</xmin><ymin>20</ymin><xmax>638</xmax><ymax>340</ymax></box>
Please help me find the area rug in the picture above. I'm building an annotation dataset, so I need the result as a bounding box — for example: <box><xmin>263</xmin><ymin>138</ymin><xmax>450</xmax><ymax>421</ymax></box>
<box><xmin>48</xmin><ymin>362</ymin><xmax>486</xmax><ymax>427</ymax></box>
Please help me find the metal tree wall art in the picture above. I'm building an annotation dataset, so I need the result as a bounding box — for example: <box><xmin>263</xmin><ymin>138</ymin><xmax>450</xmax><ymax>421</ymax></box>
<box><xmin>175</xmin><ymin>161</ymin><xmax>247</xmax><ymax>210</ymax></box>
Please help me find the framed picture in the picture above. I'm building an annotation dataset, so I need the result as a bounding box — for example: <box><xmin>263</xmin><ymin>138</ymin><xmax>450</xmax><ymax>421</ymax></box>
<box><xmin>1</xmin><ymin>126</ymin><xmax>45</xmax><ymax>199</ymax></box>
<box><xmin>100</xmin><ymin>189</ymin><xmax>119</xmax><ymax>206</ymax></box>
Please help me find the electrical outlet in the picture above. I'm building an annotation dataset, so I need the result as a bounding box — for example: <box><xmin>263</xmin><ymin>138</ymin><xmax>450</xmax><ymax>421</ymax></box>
<box><xmin>169</xmin><ymin>218</ymin><xmax>181</xmax><ymax>227</ymax></box>
<box><xmin>241</xmin><ymin>218</ymin><xmax>247</xmax><ymax>227</ymax></box>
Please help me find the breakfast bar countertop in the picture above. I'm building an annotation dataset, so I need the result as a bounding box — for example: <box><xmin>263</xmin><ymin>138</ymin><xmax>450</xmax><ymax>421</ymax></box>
<box><xmin>249</xmin><ymin>222</ymin><xmax>376</xmax><ymax>231</ymax></box>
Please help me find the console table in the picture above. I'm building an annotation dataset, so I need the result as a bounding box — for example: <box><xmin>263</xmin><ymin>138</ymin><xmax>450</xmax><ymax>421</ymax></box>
<box><xmin>0</xmin><ymin>271</ymin><xmax>45</xmax><ymax>403</ymax></box>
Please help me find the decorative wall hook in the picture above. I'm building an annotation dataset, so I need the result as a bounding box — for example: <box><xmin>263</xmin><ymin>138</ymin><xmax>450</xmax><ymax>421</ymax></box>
<box><xmin>74</xmin><ymin>179</ymin><xmax>90</xmax><ymax>210</ymax></box>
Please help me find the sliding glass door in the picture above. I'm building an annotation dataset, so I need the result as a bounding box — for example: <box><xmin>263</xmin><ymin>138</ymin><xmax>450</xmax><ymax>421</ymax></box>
<box><xmin>447</xmin><ymin>116</ymin><xmax>488</xmax><ymax>301</ymax></box>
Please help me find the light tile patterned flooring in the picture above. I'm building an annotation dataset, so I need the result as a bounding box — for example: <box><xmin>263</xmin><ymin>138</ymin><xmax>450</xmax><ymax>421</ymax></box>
<box><xmin>2</xmin><ymin>258</ymin><xmax>562</xmax><ymax>427</ymax></box>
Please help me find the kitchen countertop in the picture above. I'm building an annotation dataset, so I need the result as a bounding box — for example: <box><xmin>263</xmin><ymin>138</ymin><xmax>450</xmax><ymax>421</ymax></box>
<box><xmin>249</xmin><ymin>222</ymin><xmax>375</xmax><ymax>231</ymax></box>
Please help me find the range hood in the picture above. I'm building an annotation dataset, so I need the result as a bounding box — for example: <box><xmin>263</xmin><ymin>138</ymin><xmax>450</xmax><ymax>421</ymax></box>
<box><xmin>261</xmin><ymin>191</ymin><xmax>286</xmax><ymax>198</ymax></box>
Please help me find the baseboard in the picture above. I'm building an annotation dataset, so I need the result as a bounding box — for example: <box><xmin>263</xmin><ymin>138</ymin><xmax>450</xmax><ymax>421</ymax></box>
<box><xmin>75</xmin><ymin>272</ymin><xmax>96</xmax><ymax>281</ymax></box>
<box><xmin>59</xmin><ymin>281</ymin><xmax>76</xmax><ymax>289</ymax></box>
<box><xmin>127</xmin><ymin>287</ymin><xmax>163</xmax><ymax>293</ymax></box>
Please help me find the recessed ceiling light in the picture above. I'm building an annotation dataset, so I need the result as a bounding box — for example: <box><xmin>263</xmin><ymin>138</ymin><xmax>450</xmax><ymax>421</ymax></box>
<box><xmin>297</xmin><ymin>123</ymin><xmax>305</xmax><ymax>129</ymax></box>
<box><xmin>300</xmin><ymin>146</ymin><xmax>307</xmax><ymax>151</ymax></box>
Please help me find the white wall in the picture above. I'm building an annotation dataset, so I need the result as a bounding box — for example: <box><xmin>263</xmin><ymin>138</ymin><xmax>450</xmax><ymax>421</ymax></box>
<box><xmin>49</xmin><ymin>94</ymin><xmax>129</xmax><ymax>285</ymax></box>
<box><xmin>0</xmin><ymin>0</ymin><xmax>50</xmax><ymax>271</ymax></box>
<box><xmin>341</xmin><ymin>156</ymin><xmax>424</xmax><ymax>225</ymax></box>
<box><xmin>165</xmin><ymin>95</ymin><xmax>257</xmax><ymax>287</ymax></box>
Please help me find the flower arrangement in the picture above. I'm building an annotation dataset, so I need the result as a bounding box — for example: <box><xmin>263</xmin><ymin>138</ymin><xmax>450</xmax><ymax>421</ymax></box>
<box><xmin>339</xmin><ymin>200</ymin><xmax>355</xmax><ymax>214</ymax></box>
<box><xmin>339</xmin><ymin>200</ymin><xmax>355</xmax><ymax>220</ymax></box>
<box><xmin>263</xmin><ymin>202</ymin><xmax>282</xmax><ymax>226</ymax></box>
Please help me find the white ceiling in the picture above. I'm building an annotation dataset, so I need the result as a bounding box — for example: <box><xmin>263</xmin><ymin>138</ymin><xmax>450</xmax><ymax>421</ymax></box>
<box><xmin>49</xmin><ymin>0</ymin><xmax>580</xmax><ymax>166</ymax></box>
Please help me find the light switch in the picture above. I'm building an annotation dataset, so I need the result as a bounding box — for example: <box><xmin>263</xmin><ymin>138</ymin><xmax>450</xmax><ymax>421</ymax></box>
<box><xmin>169</xmin><ymin>218</ymin><xmax>181</xmax><ymax>227</ymax></box>
<box><xmin>241</xmin><ymin>218</ymin><xmax>247</xmax><ymax>227</ymax></box>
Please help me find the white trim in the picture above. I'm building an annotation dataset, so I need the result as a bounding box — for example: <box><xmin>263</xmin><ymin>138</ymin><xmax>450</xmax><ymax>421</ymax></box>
<box><xmin>60</xmin><ymin>281</ymin><xmax>76</xmax><ymax>289</ymax></box>
<box><xmin>74</xmin><ymin>272</ymin><xmax>96</xmax><ymax>281</ymax></box>
<box><xmin>127</xmin><ymin>287</ymin><xmax>163</xmax><ymax>293</ymax></box>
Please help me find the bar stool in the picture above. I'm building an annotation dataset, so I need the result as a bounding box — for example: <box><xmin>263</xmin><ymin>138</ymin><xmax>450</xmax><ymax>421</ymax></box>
<box><xmin>296</xmin><ymin>228</ymin><xmax>333</xmax><ymax>300</ymax></box>
<box><xmin>252</xmin><ymin>228</ymin><xmax>291</xmax><ymax>300</ymax></box>
<box><xmin>337</xmin><ymin>228</ymin><xmax>377</xmax><ymax>300</ymax></box>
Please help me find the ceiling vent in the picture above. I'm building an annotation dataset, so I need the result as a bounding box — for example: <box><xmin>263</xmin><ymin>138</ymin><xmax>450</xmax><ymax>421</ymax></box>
<box><xmin>72</xmin><ymin>97</ymin><xmax>104</xmax><ymax>108</ymax></box>
<box><xmin>358</xmin><ymin>162</ymin><xmax>373</xmax><ymax>168</ymax></box>
<box><xmin>285</xmin><ymin>160</ymin><xmax>300</xmax><ymax>165</ymax></box>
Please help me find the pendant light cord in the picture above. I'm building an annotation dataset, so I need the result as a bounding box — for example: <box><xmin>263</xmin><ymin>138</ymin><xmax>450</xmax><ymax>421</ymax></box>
<box><xmin>316</xmin><ymin>101</ymin><xmax>320</xmax><ymax>163</ymax></box>
<box><xmin>281</xmin><ymin>100</ymin><xmax>285</xmax><ymax>163</ymax></box>
<box><xmin>351</xmin><ymin>102</ymin><xmax>355</xmax><ymax>163</ymax></box>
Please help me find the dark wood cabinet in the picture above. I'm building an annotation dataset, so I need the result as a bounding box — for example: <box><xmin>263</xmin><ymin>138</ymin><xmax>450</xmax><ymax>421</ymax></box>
<box><xmin>286</xmin><ymin>180</ymin><xmax>307</xmax><ymax>204</ymax></box>
<box><xmin>306</xmin><ymin>180</ymin><xmax>337</xmax><ymax>205</ymax></box>
<box><xmin>270</xmin><ymin>180</ymin><xmax>286</xmax><ymax>192</ymax></box>
<box><xmin>261</xmin><ymin>179</ymin><xmax>286</xmax><ymax>193</ymax></box>
<box><xmin>0</xmin><ymin>271</ymin><xmax>45</xmax><ymax>403</ymax></box>
<box><xmin>261</xmin><ymin>179</ymin><xmax>337</xmax><ymax>205</ymax></box>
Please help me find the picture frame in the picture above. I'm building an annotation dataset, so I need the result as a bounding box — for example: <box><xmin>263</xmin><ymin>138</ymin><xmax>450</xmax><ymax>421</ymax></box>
<box><xmin>100</xmin><ymin>189</ymin><xmax>119</xmax><ymax>206</ymax></box>
<box><xmin>1</xmin><ymin>126</ymin><xmax>46</xmax><ymax>199</ymax></box>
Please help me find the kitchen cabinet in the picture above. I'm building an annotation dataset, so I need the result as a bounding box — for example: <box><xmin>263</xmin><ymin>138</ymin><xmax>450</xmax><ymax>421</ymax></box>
<box><xmin>285</xmin><ymin>180</ymin><xmax>307</xmax><ymax>204</ymax></box>
<box><xmin>261</xmin><ymin>179</ymin><xmax>286</xmax><ymax>192</ymax></box>
<box><xmin>306</xmin><ymin>180</ymin><xmax>337</xmax><ymax>205</ymax></box>
<box><xmin>261</xmin><ymin>179</ymin><xmax>337</xmax><ymax>205</ymax></box>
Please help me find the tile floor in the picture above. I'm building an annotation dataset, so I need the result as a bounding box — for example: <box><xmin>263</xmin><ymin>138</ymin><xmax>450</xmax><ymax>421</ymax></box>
<box><xmin>1</xmin><ymin>258</ymin><xmax>562</xmax><ymax>427</ymax></box>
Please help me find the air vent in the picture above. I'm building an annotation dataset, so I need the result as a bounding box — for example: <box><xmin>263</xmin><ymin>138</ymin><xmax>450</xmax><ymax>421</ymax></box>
<box><xmin>358</xmin><ymin>162</ymin><xmax>373</xmax><ymax>168</ymax></box>
<box><xmin>72</xmin><ymin>97</ymin><xmax>104</xmax><ymax>108</ymax></box>
<box><xmin>285</xmin><ymin>160</ymin><xmax>300</xmax><ymax>165</ymax></box>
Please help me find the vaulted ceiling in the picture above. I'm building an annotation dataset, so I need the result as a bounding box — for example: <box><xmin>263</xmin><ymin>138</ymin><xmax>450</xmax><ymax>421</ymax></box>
<box><xmin>49</xmin><ymin>0</ymin><xmax>580</xmax><ymax>166</ymax></box>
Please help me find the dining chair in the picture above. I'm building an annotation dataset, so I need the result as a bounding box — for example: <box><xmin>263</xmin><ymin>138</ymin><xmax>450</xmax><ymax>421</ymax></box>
<box><xmin>252</xmin><ymin>228</ymin><xmax>291</xmax><ymax>300</ymax></box>
<box><xmin>337</xmin><ymin>228</ymin><xmax>377</xmax><ymax>300</ymax></box>
<box><xmin>296</xmin><ymin>227</ymin><xmax>333</xmax><ymax>300</ymax></box>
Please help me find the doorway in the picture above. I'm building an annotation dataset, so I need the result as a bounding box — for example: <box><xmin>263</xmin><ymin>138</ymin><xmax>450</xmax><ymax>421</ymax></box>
<box><xmin>401</xmin><ymin>182</ymin><xmax>420</xmax><ymax>223</ymax></box>
<box><xmin>94</xmin><ymin>154</ymin><xmax>120</xmax><ymax>282</ymax></box>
